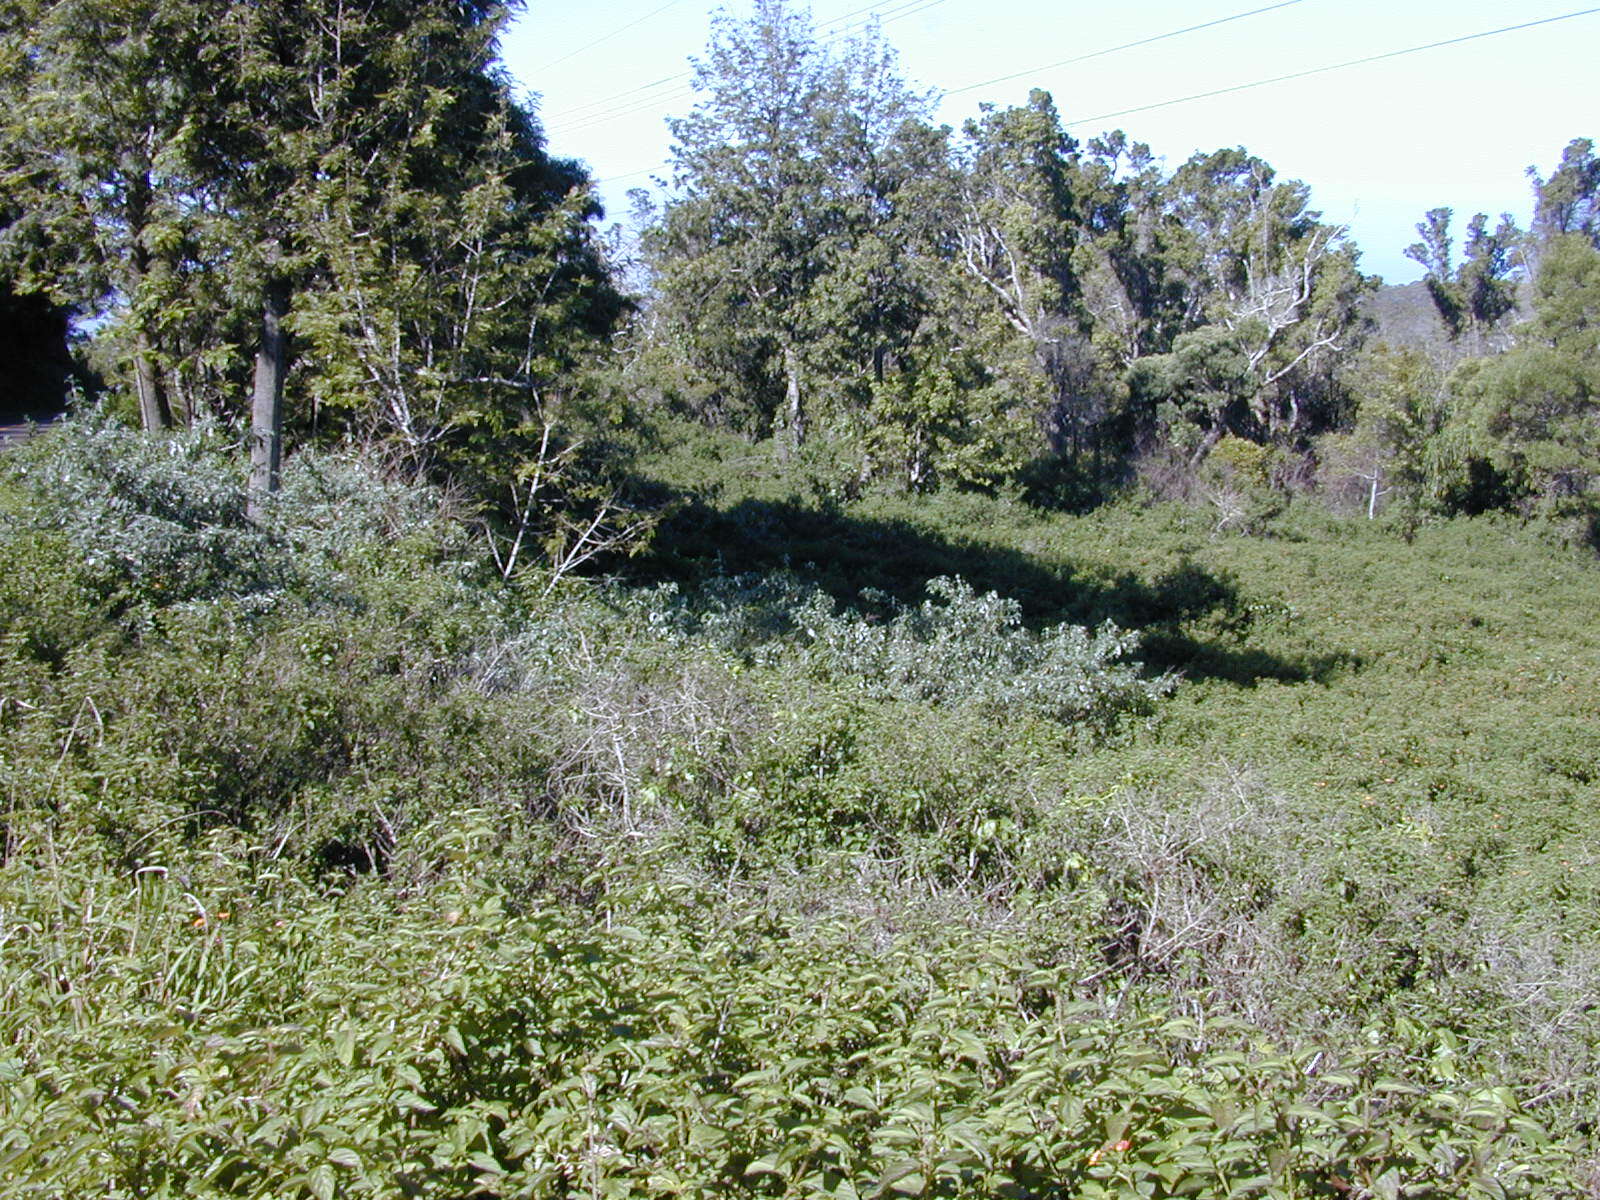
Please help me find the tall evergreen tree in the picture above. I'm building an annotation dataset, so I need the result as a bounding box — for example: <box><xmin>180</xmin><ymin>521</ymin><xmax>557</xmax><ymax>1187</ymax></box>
<box><xmin>651</xmin><ymin>0</ymin><xmax>834</xmax><ymax>448</ymax></box>
<box><xmin>206</xmin><ymin>0</ymin><xmax>618</xmax><ymax>503</ymax></box>
<box><xmin>648</xmin><ymin>0</ymin><xmax>937</xmax><ymax>458</ymax></box>
<box><xmin>2</xmin><ymin>0</ymin><xmax>620</xmax><ymax>515</ymax></box>
<box><xmin>0</xmin><ymin>0</ymin><xmax>209</xmax><ymax>429</ymax></box>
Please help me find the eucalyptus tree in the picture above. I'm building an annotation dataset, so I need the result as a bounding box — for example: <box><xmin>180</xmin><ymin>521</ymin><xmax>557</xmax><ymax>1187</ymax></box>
<box><xmin>1144</xmin><ymin>148</ymin><xmax>1367</xmax><ymax>457</ymax></box>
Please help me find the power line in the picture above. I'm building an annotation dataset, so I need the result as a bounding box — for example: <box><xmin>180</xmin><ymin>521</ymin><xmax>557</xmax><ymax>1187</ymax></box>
<box><xmin>944</xmin><ymin>0</ymin><xmax>1305</xmax><ymax>97</ymax></box>
<box><xmin>576</xmin><ymin>0</ymin><xmax>1305</xmax><ymax>179</ymax></box>
<box><xmin>550</xmin><ymin>84</ymin><xmax>697</xmax><ymax>138</ymax></box>
<box><xmin>543</xmin><ymin>72</ymin><xmax>687</xmax><ymax>123</ymax></box>
<box><xmin>595</xmin><ymin>166</ymin><xmax>667</xmax><ymax>187</ymax></box>
<box><xmin>847</xmin><ymin>0</ymin><xmax>952</xmax><ymax>30</ymax></box>
<box><xmin>817</xmin><ymin>0</ymin><xmax>919</xmax><ymax>32</ymax></box>
<box><xmin>588</xmin><ymin>5</ymin><xmax>1600</xmax><ymax>196</ymax></box>
<box><xmin>534</xmin><ymin>0</ymin><xmax>687</xmax><ymax>73</ymax></box>
<box><xmin>1064</xmin><ymin>6</ymin><xmax>1600</xmax><ymax>129</ymax></box>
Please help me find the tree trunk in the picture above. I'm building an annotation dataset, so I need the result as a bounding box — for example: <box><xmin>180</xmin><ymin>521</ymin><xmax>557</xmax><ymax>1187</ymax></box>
<box><xmin>783</xmin><ymin>341</ymin><xmax>805</xmax><ymax>452</ymax></box>
<box><xmin>126</xmin><ymin>174</ymin><xmax>173</xmax><ymax>432</ymax></box>
<box><xmin>133</xmin><ymin>330</ymin><xmax>173</xmax><ymax>431</ymax></box>
<box><xmin>1189</xmin><ymin>423</ymin><xmax>1226</xmax><ymax>467</ymax></box>
<box><xmin>248</xmin><ymin>281</ymin><xmax>290</xmax><ymax>522</ymax></box>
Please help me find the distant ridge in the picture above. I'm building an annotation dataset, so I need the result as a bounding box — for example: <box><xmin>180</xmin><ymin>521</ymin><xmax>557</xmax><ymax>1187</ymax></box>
<box><xmin>1364</xmin><ymin>280</ymin><xmax>1451</xmax><ymax>353</ymax></box>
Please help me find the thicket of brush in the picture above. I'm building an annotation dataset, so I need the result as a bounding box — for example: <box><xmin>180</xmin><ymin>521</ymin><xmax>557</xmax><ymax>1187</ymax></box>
<box><xmin>1</xmin><ymin>417</ymin><xmax>1595</xmax><ymax>1197</ymax></box>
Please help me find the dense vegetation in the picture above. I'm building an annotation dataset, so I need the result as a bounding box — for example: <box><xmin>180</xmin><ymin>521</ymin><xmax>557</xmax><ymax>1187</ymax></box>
<box><xmin>2</xmin><ymin>0</ymin><xmax>1598</xmax><ymax>1195</ymax></box>
<box><xmin>2</xmin><ymin>418</ymin><xmax>1597</xmax><ymax>1195</ymax></box>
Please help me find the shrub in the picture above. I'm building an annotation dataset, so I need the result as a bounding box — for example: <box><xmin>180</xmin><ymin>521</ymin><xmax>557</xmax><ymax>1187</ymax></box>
<box><xmin>645</xmin><ymin>572</ymin><xmax>1172</xmax><ymax>735</ymax></box>
<box><xmin>0</xmin><ymin>413</ymin><xmax>469</xmax><ymax>621</ymax></box>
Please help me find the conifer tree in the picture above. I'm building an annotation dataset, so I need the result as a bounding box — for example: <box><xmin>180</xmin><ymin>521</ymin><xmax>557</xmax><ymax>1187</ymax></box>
<box><xmin>2</xmin><ymin>0</ymin><xmax>620</xmax><ymax>515</ymax></box>
<box><xmin>0</xmin><ymin>0</ymin><xmax>207</xmax><ymax>429</ymax></box>
<box><xmin>649</xmin><ymin>0</ymin><xmax>937</xmax><ymax>456</ymax></box>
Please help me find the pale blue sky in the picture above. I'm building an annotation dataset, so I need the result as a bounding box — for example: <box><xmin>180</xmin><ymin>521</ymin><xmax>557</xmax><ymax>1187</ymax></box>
<box><xmin>503</xmin><ymin>0</ymin><xmax>1599</xmax><ymax>283</ymax></box>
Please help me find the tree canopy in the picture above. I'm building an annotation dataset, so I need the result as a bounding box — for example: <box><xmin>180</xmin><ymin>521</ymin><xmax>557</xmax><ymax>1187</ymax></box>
<box><xmin>1</xmin><ymin>0</ymin><xmax>622</xmax><ymax>515</ymax></box>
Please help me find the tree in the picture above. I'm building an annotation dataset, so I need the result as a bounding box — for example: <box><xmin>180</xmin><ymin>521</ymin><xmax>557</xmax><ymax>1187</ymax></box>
<box><xmin>1405</xmin><ymin>207</ymin><xmax>1522</xmax><ymax>350</ymax></box>
<box><xmin>648</xmin><ymin>0</ymin><xmax>943</xmax><ymax>467</ymax></box>
<box><xmin>1419</xmin><ymin>140</ymin><xmax>1600</xmax><ymax>538</ymax></box>
<box><xmin>649</xmin><ymin>0</ymin><xmax>837</xmax><ymax>449</ymax></box>
<box><xmin>1163</xmin><ymin>149</ymin><xmax>1366</xmax><ymax>447</ymax></box>
<box><xmin>807</xmin><ymin>34</ymin><xmax>942</xmax><ymax>400</ymax></box>
<box><xmin>1129</xmin><ymin>324</ymin><xmax>1255</xmax><ymax>464</ymax></box>
<box><xmin>1530</xmin><ymin>137</ymin><xmax>1600</xmax><ymax>248</ymax></box>
<box><xmin>1318</xmin><ymin>346</ymin><xmax>1445</xmax><ymax>518</ymax></box>
<box><xmin>1447</xmin><ymin>234</ymin><xmax>1600</xmax><ymax>536</ymax></box>
<box><xmin>951</xmin><ymin>91</ymin><xmax>1094</xmax><ymax>454</ymax></box>
<box><xmin>1122</xmin><ymin>149</ymin><xmax>1366</xmax><ymax>462</ymax></box>
<box><xmin>3</xmin><ymin>0</ymin><xmax>622</xmax><ymax>527</ymax></box>
<box><xmin>198</xmin><ymin>0</ymin><xmax>621</xmax><ymax>513</ymax></box>
<box><xmin>0</xmin><ymin>0</ymin><xmax>211</xmax><ymax>429</ymax></box>
<box><xmin>955</xmin><ymin>92</ymin><xmax>1080</xmax><ymax>366</ymax></box>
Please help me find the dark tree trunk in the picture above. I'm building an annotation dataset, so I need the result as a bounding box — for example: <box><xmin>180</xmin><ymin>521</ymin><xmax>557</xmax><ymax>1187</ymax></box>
<box><xmin>248</xmin><ymin>281</ymin><xmax>290</xmax><ymax>521</ymax></box>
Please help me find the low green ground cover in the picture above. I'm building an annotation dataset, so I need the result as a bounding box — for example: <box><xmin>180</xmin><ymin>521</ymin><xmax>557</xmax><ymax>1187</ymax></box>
<box><xmin>1</xmin><ymin>419</ymin><xmax>1595</xmax><ymax>1195</ymax></box>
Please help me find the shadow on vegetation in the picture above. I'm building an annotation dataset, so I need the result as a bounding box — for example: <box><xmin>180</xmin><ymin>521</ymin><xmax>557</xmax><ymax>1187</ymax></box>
<box><xmin>621</xmin><ymin>493</ymin><xmax>1356</xmax><ymax>687</ymax></box>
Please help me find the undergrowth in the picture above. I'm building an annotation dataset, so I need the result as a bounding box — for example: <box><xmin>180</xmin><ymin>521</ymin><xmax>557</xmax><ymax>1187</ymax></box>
<box><xmin>0</xmin><ymin>417</ymin><xmax>1595</xmax><ymax>1195</ymax></box>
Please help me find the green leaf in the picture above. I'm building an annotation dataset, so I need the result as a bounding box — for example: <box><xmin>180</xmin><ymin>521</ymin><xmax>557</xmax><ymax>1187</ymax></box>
<box><xmin>308</xmin><ymin>1165</ymin><xmax>336</xmax><ymax>1200</ymax></box>
<box><xmin>885</xmin><ymin>1170</ymin><xmax>925</xmax><ymax>1196</ymax></box>
<box><xmin>396</xmin><ymin>1091</ymin><xmax>436</xmax><ymax>1113</ymax></box>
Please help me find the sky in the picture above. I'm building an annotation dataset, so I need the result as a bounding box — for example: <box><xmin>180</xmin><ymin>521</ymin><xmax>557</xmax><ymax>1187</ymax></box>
<box><xmin>502</xmin><ymin>0</ymin><xmax>1600</xmax><ymax>283</ymax></box>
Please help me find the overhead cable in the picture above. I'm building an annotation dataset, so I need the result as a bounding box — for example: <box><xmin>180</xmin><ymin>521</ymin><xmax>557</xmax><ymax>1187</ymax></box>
<box><xmin>591</xmin><ymin>3</ymin><xmax>1600</xmax><ymax>176</ymax></box>
<box><xmin>944</xmin><ymin>0</ymin><xmax>1306</xmax><ymax>97</ymax></box>
<box><xmin>535</xmin><ymin>0</ymin><xmax>687</xmax><ymax>73</ymax></box>
<box><xmin>1065</xmin><ymin>6</ymin><xmax>1600</xmax><ymax>128</ymax></box>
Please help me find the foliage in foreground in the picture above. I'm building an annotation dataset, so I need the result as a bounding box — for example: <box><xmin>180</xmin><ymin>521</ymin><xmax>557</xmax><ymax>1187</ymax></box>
<box><xmin>0</xmin><ymin>421</ymin><xmax>1596</xmax><ymax>1195</ymax></box>
<box><xmin>0</xmin><ymin>828</ymin><xmax>1573</xmax><ymax>1199</ymax></box>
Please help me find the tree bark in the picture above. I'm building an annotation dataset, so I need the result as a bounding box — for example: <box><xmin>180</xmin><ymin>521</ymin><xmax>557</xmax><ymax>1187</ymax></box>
<box><xmin>126</xmin><ymin>173</ymin><xmax>174</xmax><ymax>431</ymax></box>
<box><xmin>783</xmin><ymin>341</ymin><xmax>805</xmax><ymax>452</ymax></box>
<box><xmin>248</xmin><ymin>281</ymin><xmax>290</xmax><ymax>522</ymax></box>
<box><xmin>133</xmin><ymin>330</ymin><xmax>172</xmax><ymax>431</ymax></box>
<box><xmin>1188</xmin><ymin>422</ymin><xmax>1227</xmax><ymax>467</ymax></box>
